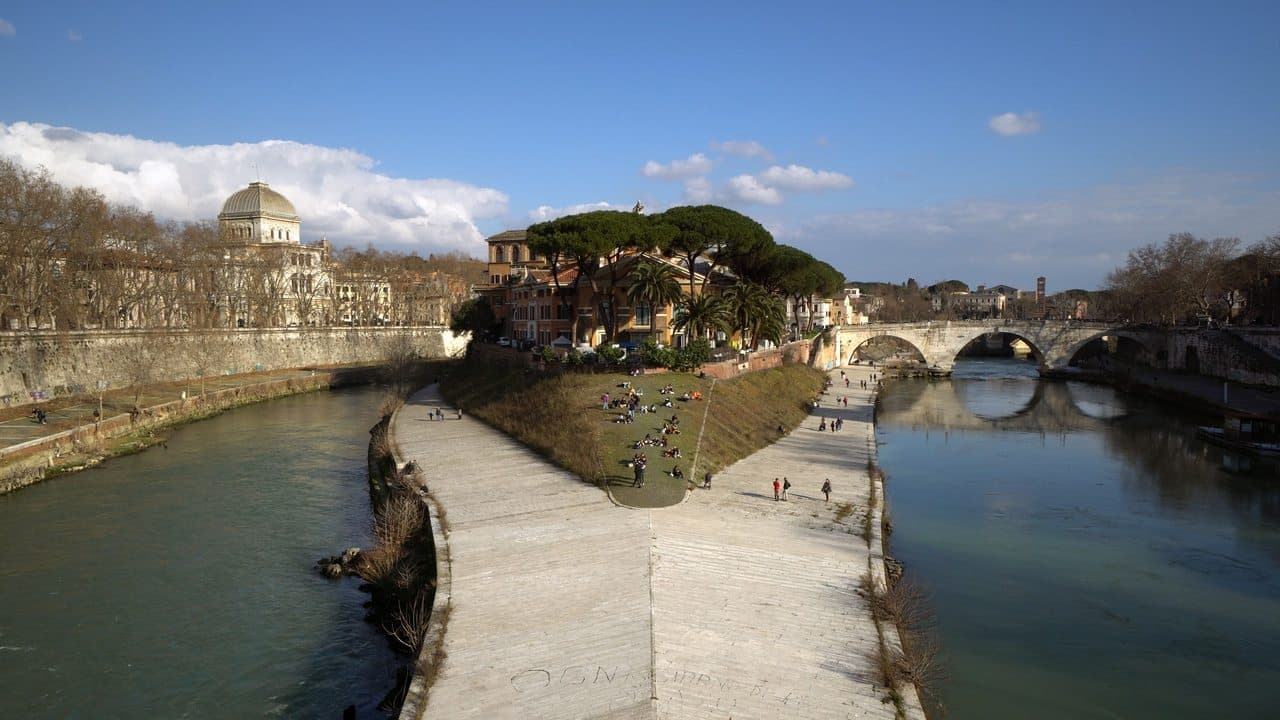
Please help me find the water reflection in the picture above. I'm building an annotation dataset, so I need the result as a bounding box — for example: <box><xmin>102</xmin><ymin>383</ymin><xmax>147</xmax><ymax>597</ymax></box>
<box><xmin>876</xmin><ymin>359</ymin><xmax>1280</xmax><ymax>720</ymax></box>
<box><xmin>878</xmin><ymin>363</ymin><xmax>1127</xmax><ymax>434</ymax></box>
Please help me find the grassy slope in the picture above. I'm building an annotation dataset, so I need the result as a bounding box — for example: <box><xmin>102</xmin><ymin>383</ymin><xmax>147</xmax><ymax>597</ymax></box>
<box><xmin>442</xmin><ymin>357</ymin><xmax>825</xmax><ymax>507</ymax></box>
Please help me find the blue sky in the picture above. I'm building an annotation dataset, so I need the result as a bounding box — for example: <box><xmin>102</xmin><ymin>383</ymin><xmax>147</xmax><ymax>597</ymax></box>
<box><xmin>2</xmin><ymin>0</ymin><xmax>1278</xmax><ymax>290</ymax></box>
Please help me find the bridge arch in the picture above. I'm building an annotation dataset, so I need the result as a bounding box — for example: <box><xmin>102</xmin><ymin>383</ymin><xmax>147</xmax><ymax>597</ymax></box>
<box><xmin>946</xmin><ymin>329</ymin><xmax>1047</xmax><ymax>366</ymax></box>
<box><xmin>844</xmin><ymin>333</ymin><xmax>927</xmax><ymax>367</ymax></box>
<box><xmin>1057</xmin><ymin>329</ymin><xmax>1158</xmax><ymax>370</ymax></box>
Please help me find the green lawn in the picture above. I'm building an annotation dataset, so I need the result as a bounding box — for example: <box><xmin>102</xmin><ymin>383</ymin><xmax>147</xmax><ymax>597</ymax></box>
<box><xmin>444</xmin><ymin>359</ymin><xmax>825</xmax><ymax>509</ymax></box>
<box><xmin>593</xmin><ymin>373</ymin><xmax>715</xmax><ymax>507</ymax></box>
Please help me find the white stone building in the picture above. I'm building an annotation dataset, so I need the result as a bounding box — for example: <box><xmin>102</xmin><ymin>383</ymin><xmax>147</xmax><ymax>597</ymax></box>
<box><xmin>217</xmin><ymin>182</ymin><xmax>333</xmax><ymax>327</ymax></box>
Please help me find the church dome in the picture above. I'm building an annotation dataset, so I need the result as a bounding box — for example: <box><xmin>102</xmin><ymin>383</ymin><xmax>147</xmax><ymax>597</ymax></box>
<box><xmin>219</xmin><ymin>181</ymin><xmax>299</xmax><ymax>221</ymax></box>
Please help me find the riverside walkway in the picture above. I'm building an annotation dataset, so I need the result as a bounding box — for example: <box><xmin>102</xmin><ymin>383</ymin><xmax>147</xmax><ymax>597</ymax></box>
<box><xmin>394</xmin><ymin>366</ymin><xmax>923</xmax><ymax>719</ymax></box>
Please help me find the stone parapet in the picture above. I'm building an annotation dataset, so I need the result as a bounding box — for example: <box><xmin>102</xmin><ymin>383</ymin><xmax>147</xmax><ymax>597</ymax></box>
<box><xmin>0</xmin><ymin>327</ymin><xmax>467</xmax><ymax>405</ymax></box>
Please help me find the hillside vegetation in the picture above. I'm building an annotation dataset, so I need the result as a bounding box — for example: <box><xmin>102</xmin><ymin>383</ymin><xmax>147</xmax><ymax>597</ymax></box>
<box><xmin>441</xmin><ymin>358</ymin><xmax>825</xmax><ymax>507</ymax></box>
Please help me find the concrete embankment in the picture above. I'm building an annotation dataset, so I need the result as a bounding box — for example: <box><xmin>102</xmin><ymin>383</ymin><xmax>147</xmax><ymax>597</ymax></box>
<box><xmin>393</xmin><ymin>365</ymin><xmax>924</xmax><ymax>719</ymax></box>
<box><xmin>0</xmin><ymin>365</ymin><xmax>382</xmax><ymax>495</ymax></box>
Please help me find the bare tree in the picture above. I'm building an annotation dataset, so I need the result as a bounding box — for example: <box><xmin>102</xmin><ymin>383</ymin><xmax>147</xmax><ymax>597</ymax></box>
<box><xmin>1106</xmin><ymin>233</ymin><xmax>1240</xmax><ymax>323</ymax></box>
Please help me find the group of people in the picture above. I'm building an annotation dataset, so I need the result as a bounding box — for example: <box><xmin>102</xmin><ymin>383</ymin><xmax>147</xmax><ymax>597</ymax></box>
<box><xmin>29</xmin><ymin>407</ymin><xmax>48</xmax><ymax>424</ymax></box>
<box><xmin>772</xmin><ymin>477</ymin><xmax>834</xmax><ymax>502</ymax></box>
<box><xmin>613</xmin><ymin>383</ymin><xmax>696</xmax><ymax>488</ymax></box>
<box><xmin>818</xmin><ymin>417</ymin><xmax>844</xmax><ymax>432</ymax></box>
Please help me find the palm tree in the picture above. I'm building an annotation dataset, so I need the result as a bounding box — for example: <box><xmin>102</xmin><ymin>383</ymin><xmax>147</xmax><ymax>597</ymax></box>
<box><xmin>624</xmin><ymin>260</ymin><xmax>683</xmax><ymax>340</ymax></box>
<box><xmin>720</xmin><ymin>281</ymin><xmax>773</xmax><ymax>348</ymax></box>
<box><xmin>671</xmin><ymin>293</ymin><xmax>730</xmax><ymax>342</ymax></box>
<box><xmin>753</xmin><ymin>294</ymin><xmax>788</xmax><ymax>347</ymax></box>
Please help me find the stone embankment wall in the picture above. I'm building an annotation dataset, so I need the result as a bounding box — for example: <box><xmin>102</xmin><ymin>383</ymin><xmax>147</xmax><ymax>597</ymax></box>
<box><xmin>0</xmin><ymin>327</ymin><xmax>467</xmax><ymax>405</ymax></box>
<box><xmin>1159</xmin><ymin>329</ymin><xmax>1280</xmax><ymax>387</ymax></box>
<box><xmin>699</xmin><ymin>335</ymin><xmax>837</xmax><ymax>380</ymax></box>
<box><xmin>0</xmin><ymin>365</ymin><xmax>380</xmax><ymax>494</ymax></box>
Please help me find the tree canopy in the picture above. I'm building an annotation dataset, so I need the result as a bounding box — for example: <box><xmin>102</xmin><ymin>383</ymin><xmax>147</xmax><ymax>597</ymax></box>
<box><xmin>651</xmin><ymin>205</ymin><xmax>775</xmax><ymax>294</ymax></box>
<box><xmin>1105</xmin><ymin>232</ymin><xmax>1241</xmax><ymax>323</ymax></box>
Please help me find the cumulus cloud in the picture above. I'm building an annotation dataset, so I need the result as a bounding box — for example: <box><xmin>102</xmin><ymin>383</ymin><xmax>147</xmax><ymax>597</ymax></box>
<box><xmin>0</xmin><ymin>121</ymin><xmax>508</xmax><ymax>253</ymax></box>
<box><xmin>710</xmin><ymin>140</ymin><xmax>773</xmax><ymax>162</ymax></box>
<box><xmin>526</xmin><ymin>201</ymin><xmax>634</xmax><ymax>222</ymax></box>
<box><xmin>989</xmin><ymin>111</ymin><xmax>1042</xmax><ymax>136</ymax></box>
<box><xmin>787</xmin><ymin>171</ymin><xmax>1280</xmax><ymax>289</ymax></box>
<box><xmin>67</xmin><ymin>30</ymin><xmax>82</xmax><ymax>42</ymax></box>
<box><xmin>641</xmin><ymin>153</ymin><xmax>713</xmax><ymax>180</ymax></box>
<box><xmin>683</xmin><ymin>176</ymin><xmax>713</xmax><ymax>204</ymax></box>
<box><xmin>0</xmin><ymin>18</ymin><xmax>15</xmax><ymax>36</ymax></box>
<box><xmin>758</xmin><ymin>164</ymin><xmax>854</xmax><ymax>191</ymax></box>
<box><xmin>727</xmin><ymin>174</ymin><xmax>783</xmax><ymax>205</ymax></box>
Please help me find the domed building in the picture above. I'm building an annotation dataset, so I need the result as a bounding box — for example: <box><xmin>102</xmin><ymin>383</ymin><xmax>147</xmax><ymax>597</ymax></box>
<box><xmin>217</xmin><ymin>181</ymin><xmax>301</xmax><ymax>245</ymax></box>
<box><xmin>216</xmin><ymin>181</ymin><xmax>333</xmax><ymax>327</ymax></box>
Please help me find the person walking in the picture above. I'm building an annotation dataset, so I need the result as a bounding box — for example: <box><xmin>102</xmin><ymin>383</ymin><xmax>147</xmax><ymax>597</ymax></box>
<box><xmin>702</xmin><ymin>472</ymin><xmax>712</xmax><ymax>489</ymax></box>
<box><xmin>821</xmin><ymin>478</ymin><xmax>832</xmax><ymax>502</ymax></box>
<box><xmin>773</xmin><ymin>478</ymin><xmax>781</xmax><ymax>501</ymax></box>
<box><xmin>782</xmin><ymin>477</ymin><xmax>790</xmax><ymax>500</ymax></box>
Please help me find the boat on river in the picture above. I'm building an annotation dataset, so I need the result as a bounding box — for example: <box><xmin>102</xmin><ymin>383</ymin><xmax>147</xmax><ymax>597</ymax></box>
<box><xmin>1197</xmin><ymin>410</ymin><xmax>1280</xmax><ymax>456</ymax></box>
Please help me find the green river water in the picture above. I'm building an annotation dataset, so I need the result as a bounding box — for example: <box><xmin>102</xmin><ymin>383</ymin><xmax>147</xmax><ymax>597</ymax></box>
<box><xmin>876</xmin><ymin>358</ymin><xmax>1280</xmax><ymax>719</ymax></box>
<box><xmin>0</xmin><ymin>387</ymin><xmax>401</xmax><ymax>718</ymax></box>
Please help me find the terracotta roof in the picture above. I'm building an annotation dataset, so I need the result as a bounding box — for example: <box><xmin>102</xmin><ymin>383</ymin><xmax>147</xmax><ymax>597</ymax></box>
<box><xmin>485</xmin><ymin>229</ymin><xmax>527</xmax><ymax>244</ymax></box>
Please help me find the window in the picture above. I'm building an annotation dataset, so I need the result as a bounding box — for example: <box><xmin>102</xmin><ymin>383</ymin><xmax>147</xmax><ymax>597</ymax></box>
<box><xmin>635</xmin><ymin>303</ymin><xmax>652</xmax><ymax>326</ymax></box>
<box><xmin>495</xmin><ymin>246</ymin><xmax>505</xmax><ymax>262</ymax></box>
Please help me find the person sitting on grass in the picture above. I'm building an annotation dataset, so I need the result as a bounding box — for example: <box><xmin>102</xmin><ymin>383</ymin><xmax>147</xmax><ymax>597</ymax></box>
<box><xmin>671</xmin><ymin>466</ymin><xmax>684</xmax><ymax>480</ymax></box>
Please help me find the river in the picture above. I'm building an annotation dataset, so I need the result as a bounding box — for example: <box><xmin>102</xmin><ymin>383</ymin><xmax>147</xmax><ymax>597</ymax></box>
<box><xmin>875</xmin><ymin>357</ymin><xmax>1280</xmax><ymax>719</ymax></box>
<box><xmin>0</xmin><ymin>387</ymin><xmax>401</xmax><ymax>718</ymax></box>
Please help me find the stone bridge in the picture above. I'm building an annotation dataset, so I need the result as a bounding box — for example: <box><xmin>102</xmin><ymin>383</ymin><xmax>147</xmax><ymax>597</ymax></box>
<box><xmin>835</xmin><ymin>320</ymin><xmax>1152</xmax><ymax>374</ymax></box>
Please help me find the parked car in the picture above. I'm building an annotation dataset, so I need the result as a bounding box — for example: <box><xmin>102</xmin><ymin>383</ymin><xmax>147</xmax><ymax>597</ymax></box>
<box><xmin>497</xmin><ymin>337</ymin><xmax>512</xmax><ymax>347</ymax></box>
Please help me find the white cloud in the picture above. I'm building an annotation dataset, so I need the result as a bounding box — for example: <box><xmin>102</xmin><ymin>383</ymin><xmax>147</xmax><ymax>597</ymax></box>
<box><xmin>989</xmin><ymin>111</ymin><xmax>1042</xmax><ymax>136</ymax></box>
<box><xmin>526</xmin><ymin>201</ymin><xmax>633</xmax><ymax>222</ymax></box>
<box><xmin>67</xmin><ymin>30</ymin><xmax>82</xmax><ymax>42</ymax></box>
<box><xmin>758</xmin><ymin>164</ymin><xmax>854</xmax><ymax>191</ymax></box>
<box><xmin>788</xmin><ymin>171</ymin><xmax>1280</xmax><ymax>289</ymax></box>
<box><xmin>727</xmin><ymin>174</ymin><xmax>783</xmax><ymax>205</ymax></box>
<box><xmin>710</xmin><ymin>140</ymin><xmax>773</xmax><ymax>162</ymax></box>
<box><xmin>0</xmin><ymin>19</ymin><xmax>15</xmax><ymax>36</ymax></box>
<box><xmin>641</xmin><ymin>152</ymin><xmax>713</xmax><ymax>180</ymax></box>
<box><xmin>0</xmin><ymin>121</ymin><xmax>508</xmax><ymax>253</ymax></box>
<box><xmin>682</xmin><ymin>176</ymin><xmax>713</xmax><ymax>204</ymax></box>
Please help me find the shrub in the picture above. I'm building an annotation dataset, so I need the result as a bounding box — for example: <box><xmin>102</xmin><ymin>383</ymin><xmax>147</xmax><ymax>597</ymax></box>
<box><xmin>594</xmin><ymin>343</ymin><xmax>626</xmax><ymax>366</ymax></box>
<box><xmin>639</xmin><ymin>339</ymin><xmax>676</xmax><ymax>368</ymax></box>
<box><xmin>673</xmin><ymin>339</ymin><xmax>712</xmax><ymax>371</ymax></box>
